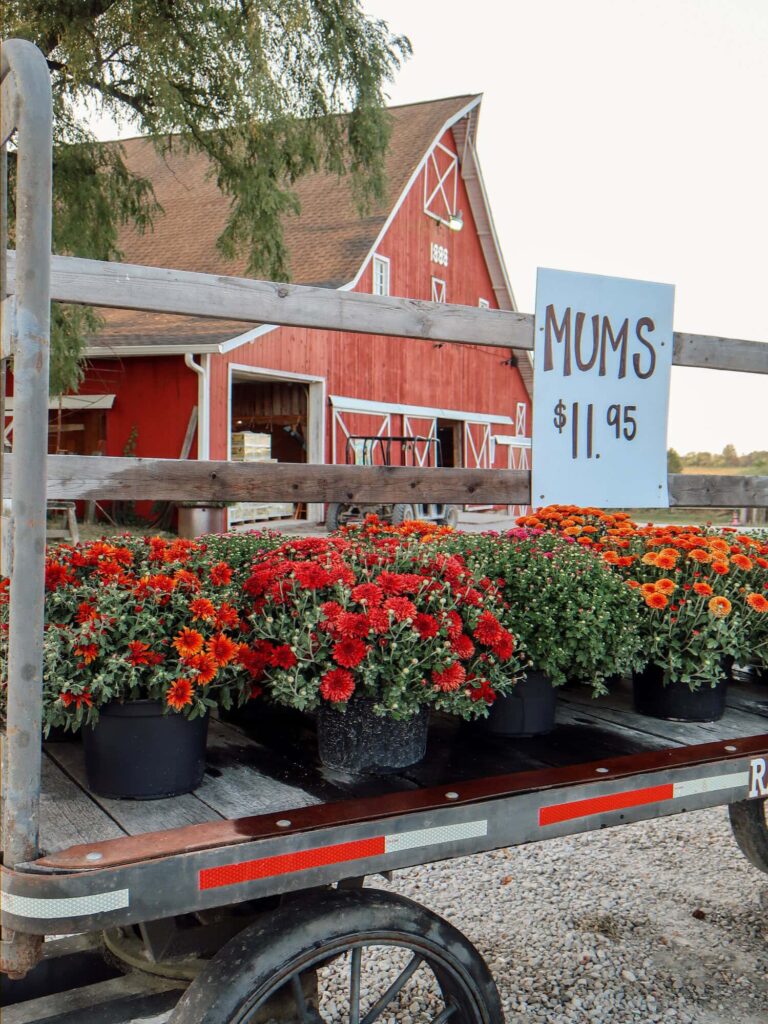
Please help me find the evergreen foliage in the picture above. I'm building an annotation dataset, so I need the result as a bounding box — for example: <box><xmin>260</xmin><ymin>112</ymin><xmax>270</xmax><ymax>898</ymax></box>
<box><xmin>5</xmin><ymin>1</ymin><xmax>411</xmax><ymax>392</ymax></box>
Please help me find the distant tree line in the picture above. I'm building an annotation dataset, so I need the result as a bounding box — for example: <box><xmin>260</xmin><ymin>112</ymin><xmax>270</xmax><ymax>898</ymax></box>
<box><xmin>667</xmin><ymin>446</ymin><xmax>768</xmax><ymax>473</ymax></box>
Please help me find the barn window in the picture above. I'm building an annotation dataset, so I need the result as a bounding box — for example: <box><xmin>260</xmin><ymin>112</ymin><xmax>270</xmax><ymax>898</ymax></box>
<box><xmin>431</xmin><ymin>277</ymin><xmax>446</xmax><ymax>303</ymax></box>
<box><xmin>478</xmin><ymin>298</ymin><xmax>490</xmax><ymax>309</ymax></box>
<box><xmin>372</xmin><ymin>255</ymin><xmax>390</xmax><ymax>296</ymax></box>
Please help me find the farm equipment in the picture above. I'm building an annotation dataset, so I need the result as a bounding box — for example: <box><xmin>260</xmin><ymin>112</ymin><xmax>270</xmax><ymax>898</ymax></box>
<box><xmin>1</xmin><ymin>37</ymin><xmax>768</xmax><ymax>1024</ymax></box>
<box><xmin>325</xmin><ymin>434</ymin><xmax>460</xmax><ymax>530</ymax></box>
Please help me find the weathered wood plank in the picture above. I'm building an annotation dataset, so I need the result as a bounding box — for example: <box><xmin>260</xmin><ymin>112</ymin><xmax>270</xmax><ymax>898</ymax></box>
<box><xmin>39</xmin><ymin>750</ymin><xmax>126</xmax><ymax>854</ymax></box>
<box><xmin>3</xmin><ymin>455</ymin><xmax>766</xmax><ymax>507</ymax></box>
<box><xmin>5</xmin><ymin>251</ymin><xmax>768</xmax><ymax>372</ymax></box>
<box><xmin>44</xmin><ymin>741</ymin><xmax>223</xmax><ymax>835</ymax></box>
<box><xmin>668</xmin><ymin>472</ymin><xmax>768</xmax><ymax>507</ymax></box>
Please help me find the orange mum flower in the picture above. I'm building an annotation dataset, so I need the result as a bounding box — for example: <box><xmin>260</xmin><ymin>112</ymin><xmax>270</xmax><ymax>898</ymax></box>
<box><xmin>655</xmin><ymin>553</ymin><xmax>678</xmax><ymax>569</ymax></box>
<box><xmin>746</xmin><ymin>593</ymin><xmax>768</xmax><ymax>613</ymax></box>
<box><xmin>693</xmin><ymin>582</ymin><xmax>713</xmax><ymax>597</ymax></box>
<box><xmin>645</xmin><ymin>592</ymin><xmax>668</xmax><ymax>609</ymax></box>
<box><xmin>166</xmin><ymin>678</ymin><xmax>194</xmax><ymax>710</ymax></box>
<box><xmin>687</xmin><ymin>549</ymin><xmax>712</xmax><ymax>563</ymax></box>
<box><xmin>731</xmin><ymin>554</ymin><xmax>753</xmax><ymax>571</ymax></box>
<box><xmin>708</xmin><ymin>596</ymin><xmax>732</xmax><ymax>617</ymax></box>
<box><xmin>660</xmin><ymin>547</ymin><xmax>680</xmax><ymax>562</ymax></box>
<box><xmin>74</xmin><ymin>643</ymin><xmax>99</xmax><ymax>665</ymax></box>
<box><xmin>206</xmin><ymin>633</ymin><xmax>239</xmax><ymax>667</ymax></box>
<box><xmin>640</xmin><ymin>583</ymin><xmax>658</xmax><ymax>597</ymax></box>
<box><xmin>626</xmin><ymin>580</ymin><xmax>641</xmax><ymax>589</ymax></box>
<box><xmin>711</xmin><ymin>561</ymin><xmax>729</xmax><ymax>575</ymax></box>
<box><xmin>186</xmin><ymin>652</ymin><xmax>218</xmax><ymax>685</ymax></box>
<box><xmin>172</xmin><ymin>628</ymin><xmax>204</xmax><ymax>658</ymax></box>
<box><xmin>655</xmin><ymin>578</ymin><xmax>676</xmax><ymax>595</ymax></box>
<box><xmin>602</xmin><ymin>551</ymin><xmax>620</xmax><ymax>565</ymax></box>
<box><xmin>190</xmin><ymin>598</ymin><xmax>217</xmax><ymax>621</ymax></box>
<box><xmin>641</xmin><ymin>552</ymin><xmax>659</xmax><ymax>566</ymax></box>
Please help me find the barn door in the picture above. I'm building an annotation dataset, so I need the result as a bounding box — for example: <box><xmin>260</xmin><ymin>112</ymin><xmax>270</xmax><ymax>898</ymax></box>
<box><xmin>402</xmin><ymin>415</ymin><xmax>437</xmax><ymax>467</ymax></box>
<box><xmin>464</xmin><ymin>421</ymin><xmax>492</xmax><ymax>510</ymax></box>
<box><xmin>332</xmin><ymin>407</ymin><xmax>391</xmax><ymax>465</ymax></box>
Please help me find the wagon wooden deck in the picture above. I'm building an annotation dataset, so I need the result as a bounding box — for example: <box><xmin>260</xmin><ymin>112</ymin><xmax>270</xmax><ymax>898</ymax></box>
<box><xmin>37</xmin><ymin>675</ymin><xmax>768</xmax><ymax>860</ymax></box>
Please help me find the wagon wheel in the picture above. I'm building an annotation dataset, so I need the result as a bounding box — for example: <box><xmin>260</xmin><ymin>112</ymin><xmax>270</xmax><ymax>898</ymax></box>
<box><xmin>170</xmin><ymin>888</ymin><xmax>503</xmax><ymax>1023</ymax></box>
<box><xmin>729</xmin><ymin>798</ymin><xmax>768</xmax><ymax>874</ymax></box>
<box><xmin>391</xmin><ymin>503</ymin><xmax>415</xmax><ymax>524</ymax></box>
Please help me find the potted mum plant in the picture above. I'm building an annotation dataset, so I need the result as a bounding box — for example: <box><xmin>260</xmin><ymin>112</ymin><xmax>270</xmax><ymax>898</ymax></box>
<box><xmin>1</xmin><ymin>537</ymin><xmax>260</xmax><ymax>798</ymax></box>
<box><xmin>239</xmin><ymin>534</ymin><xmax>525</xmax><ymax>774</ymax></box>
<box><xmin>443</xmin><ymin>528</ymin><xmax>644</xmax><ymax>736</ymax></box>
<box><xmin>622</xmin><ymin>526</ymin><xmax>766</xmax><ymax>720</ymax></box>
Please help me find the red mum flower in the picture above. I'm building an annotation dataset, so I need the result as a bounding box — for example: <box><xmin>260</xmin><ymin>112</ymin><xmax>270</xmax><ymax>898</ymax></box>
<box><xmin>166</xmin><ymin>678</ymin><xmax>194</xmax><ymax>710</ymax></box>
<box><xmin>60</xmin><ymin>689</ymin><xmax>93</xmax><ymax>709</ymax></box>
<box><xmin>451</xmin><ymin>633</ymin><xmax>476</xmax><ymax>659</ymax></box>
<box><xmin>320</xmin><ymin>600</ymin><xmax>344</xmax><ymax>621</ymax></box>
<box><xmin>469</xmin><ymin>679</ymin><xmax>497</xmax><ymax>704</ymax></box>
<box><xmin>491</xmin><ymin>630</ymin><xmax>515</xmax><ymax>660</ymax></box>
<box><xmin>442</xmin><ymin>610</ymin><xmax>463</xmax><ymax>641</ymax></box>
<box><xmin>351</xmin><ymin>583</ymin><xmax>384</xmax><ymax>607</ymax></box>
<box><xmin>367</xmin><ymin>608</ymin><xmax>391</xmax><ymax>634</ymax></box>
<box><xmin>269</xmin><ymin>644</ymin><xmax>297</xmax><ymax>670</ymax></box>
<box><xmin>746</xmin><ymin>592</ymin><xmax>768</xmax><ymax>613</ymax></box>
<box><xmin>215</xmin><ymin>603</ymin><xmax>240</xmax><ymax>630</ymax></box>
<box><xmin>474</xmin><ymin>611</ymin><xmax>503</xmax><ymax>646</ymax></box>
<box><xmin>189</xmin><ymin>597</ymin><xmax>216</xmax><ymax>621</ymax></box>
<box><xmin>236</xmin><ymin>643</ymin><xmax>271</xmax><ymax>679</ymax></box>
<box><xmin>456</xmin><ymin>586</ymin><xmax>483</xmax><ymax>607</ymax></box>
<box><xmin>432</xmin><ymin>662</ymin><xmax>467</xmax><ymax>692</ymax></box>
<box><xmin>383</xmin><ymin>597</ymin><xmax>417</xmax><ymax>622</ymax></box>
<box><xmin>173</xmin><ymin>568</ymin><xmax>201</xmax><ymax>592</ymax></box>
<box><xmin>320</xmin><ymin>668</ymin><xmax>356</xmax><ymax>703</ymax></box>
<box><xmin>172</xmin><ymin>628</ymin><xmax>204</xmax><ymax>658</ymax></box>
<box><xmin>126</xmin><ymin>640</ymin><xmax>158</xmax><ymax>666</ymax></box>
<box><xmin>74</xmin><ymin>643</ymin><xmax>99</xmax><ymax>665</ymax></box>
<box><xmin>413</xmin><ymin>613</ymin><xmax>440</xmax><ymax>639</ymax></box>
<box><xmin>45</xmin><ymin>562</ymin><xmax>73</xmax><ymax>591</ymax></box>
<box><xmin>76</xmin><ymin>602</ymin><xmax>99</xmax><ymax>624</ymax></box>
<box><xmin>206</xmin><ymin>633</ymin><xmax>239</xmax><ymax>666</ymax></box>
<box><xmin>332</xmin><ymin>637</ymin><xmax>369</xmax><ymax>668</ymax></box>
<box><xmin>711</xmin><ymin>560</ymin><xmax>730</xmax><ymax>575</ymax></box>
<box><xmin>209</xmin><ymin>562</ymin><xmax>233</xmax><ymax>586</ymax></box>
<box><xmin>731</xmin><ymin>553</ymin><xmax>753</xmax><ymax>571</ymax></box>
<box><xmin>187</xmin><ymin>651</ymin><xmax>218</xmax><ymax>685</ymax></box>
<box><xmin>335</xmin><ymin>612</ymin><xmax>372</xmax><ymax>638</ymax></box>
<box><xmin>293</xmin><ymin>561</ymin><xmax>331</xmax><ymax>589</ymax></box>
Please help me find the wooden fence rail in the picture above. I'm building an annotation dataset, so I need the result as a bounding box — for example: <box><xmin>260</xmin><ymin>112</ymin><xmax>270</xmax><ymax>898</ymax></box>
<box><xmin>5</xmin><ymin>252</ymin><xmax>768</xmax><ymax>373</ymax></box>
<box><xmin>3</xmin><ymin>455</ymin><xmax>767</xmax><ymax>508</ymax></box>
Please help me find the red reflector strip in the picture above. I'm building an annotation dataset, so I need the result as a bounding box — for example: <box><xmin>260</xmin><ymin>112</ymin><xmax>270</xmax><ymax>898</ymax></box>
<box><xmin>539</xmin><ymin>783</ymin><xmax>674</xmax><ymax>826</ymax></box>
<box><xmin>199</xmin><ymin>836</ymin><xmax>386</xmax><ymax>891</ymax></box>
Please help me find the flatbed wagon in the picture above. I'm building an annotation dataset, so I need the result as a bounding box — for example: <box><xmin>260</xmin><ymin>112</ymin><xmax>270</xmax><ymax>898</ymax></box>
<box><xmin>1</xmin><ymin>37</ymin><xmax>768</xmax><ymax>1024</ymax></box>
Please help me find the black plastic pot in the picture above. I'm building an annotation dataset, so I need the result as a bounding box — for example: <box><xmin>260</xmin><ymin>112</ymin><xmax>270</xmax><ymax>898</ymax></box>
<box><xmin>482</xmin><ymin>669</ymin><xmax>557</xmax><ymax>737</ymax></box>
<box><xmin>316</xmin><ymin>698</ymin><xmax>428</xmax><ymax>774</ymax></box>
<box><xmin>632</xmin><ymin>664</ymin><xmax>727</xmax><ymax>722</ymax></box>
<box><xmin>83</xmin><ymin>700</ymin><xmax>209</xmax><ymax>799</ymax></box>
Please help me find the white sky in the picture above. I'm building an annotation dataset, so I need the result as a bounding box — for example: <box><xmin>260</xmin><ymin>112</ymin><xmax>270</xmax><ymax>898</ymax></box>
<box><xmin>360</xmin><ymin>0</ymin><xmax>766</xmax><ymax>457</ymax></box>
<box><xmin>87</xmin><ymin>0</ymin><xmax>766</xmax><ymax>457</ymax></box>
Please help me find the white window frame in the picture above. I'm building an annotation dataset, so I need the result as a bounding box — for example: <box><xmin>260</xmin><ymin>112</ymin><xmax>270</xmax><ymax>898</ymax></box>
<box><xmin>431</xmin><ymin>277</ymin><xmax>446</xmax><ymax>303</ymax></box>
<box><xmin>423</xmin><ymin>141</ymin><xmax>459</xmax><ymax>226</ymax></box>
<box><xmin>372</xmin><ymin>254</ymin><xmax>390</xmax><ymax>296</ymax></box>
<box><xmin>478</xmin><ymin>298</ymin><xmax>490</xmax><ymax>309</ymax></box>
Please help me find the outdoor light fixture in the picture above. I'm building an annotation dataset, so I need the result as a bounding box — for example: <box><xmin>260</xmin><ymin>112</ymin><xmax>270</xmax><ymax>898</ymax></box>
<box><xmin>446</xmin><ymin>210</ymin><xmax>463</xmax><ymax>231</ymax></box>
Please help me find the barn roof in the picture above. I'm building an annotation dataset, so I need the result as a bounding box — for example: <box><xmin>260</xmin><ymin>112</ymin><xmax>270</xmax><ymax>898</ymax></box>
<box><xmin>88</xmin><ymin>94</ymin><xmax>531</xmax><ymax>391</ymax></box>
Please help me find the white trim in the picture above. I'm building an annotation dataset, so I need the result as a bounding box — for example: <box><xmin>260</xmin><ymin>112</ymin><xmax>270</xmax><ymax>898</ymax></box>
<box><xmin>228</xmin><ymin>363</ymin><xmax>326</xmax><ymax>523</ymax></box>
<box><xmin>478</xmin><ymin>298</ymin><xmax>490</xmax><ymax>309</ymax></box>
<box><xmin>431</xmin><ymin>277</ymin><xmax>446</xmax><ymax>303</ymax></box>
<box><xmin>1</xmin><ymin>888</ymin><xmax>130</xmax><ymax>920</ymax></box>
<box><xmin>333</xmin><ymin>408</ymin><xmax>391</xmax><ymax>465</ymax></box>
<box><xmin>4</xmin><ymin>394</ymin><xmax>115</xmax><ymax>411</ymax></box>
<box><xmin>345</xmin><ymin>97</ymin><xmax>482</xmax><ymax>291</ymax></box>
<box><xmin>493</xmin><ymin>434</ymin><xmax>532</xmax><ymax>448</ymax></box>
<box><xmin>86</xmin><ymin>343</ymin><xmax>223</xmax><ymax>357</ymax></box>
<box><xmin>329</xmin><ymin>394</ymin><xmax>513</xmax><ymax>426</ymax></box>
<box><xmin>372</xmin><ymin>253</ymin><xmax>391</xmax><ymax>296</ymax></box>
<box><xmin>423</xmin><ymin>141</ymin><xmax>459</xmax><ymax>226</ymax></box>
<box><xmin>219</xmin><ymin>322</ymin><xmax>277</xmax><ymax>354</ymax></box>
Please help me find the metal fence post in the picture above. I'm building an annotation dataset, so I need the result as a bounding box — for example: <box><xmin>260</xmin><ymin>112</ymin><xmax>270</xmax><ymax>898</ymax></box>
<box><xmin>0</xmin><ymin>38</ymin><xmax>52</xmax><ymax>978</ymax></box>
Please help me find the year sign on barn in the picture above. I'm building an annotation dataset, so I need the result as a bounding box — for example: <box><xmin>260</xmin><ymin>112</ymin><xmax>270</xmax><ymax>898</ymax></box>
<box><xmin>532</xmin><ymin>268</ymin><xmax>675</xmax><ymax>508</ymax></box>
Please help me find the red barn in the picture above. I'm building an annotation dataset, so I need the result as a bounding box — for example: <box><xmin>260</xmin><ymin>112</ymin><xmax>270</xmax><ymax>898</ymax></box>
<box><xmin>50</xmin><ymin>94</ymin><xmax>532</xmax><ymax>525</ymax></box>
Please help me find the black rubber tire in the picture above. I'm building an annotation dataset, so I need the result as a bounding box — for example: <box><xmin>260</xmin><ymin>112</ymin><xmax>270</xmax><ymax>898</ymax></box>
<box><xmin>170</xmin><ymin>888</ymin><xmax>504</xmax><ymax>1023</ymax></box>
<box><xmin>391</xmin><ymin>503</ymin><xmax>415</xmax><ymax>524</ymax></box>
<box><xmin>729</xmin><ymin>798</ymin><xmax>768</xmax><ymax>874</ymax></box>
<box><xmin>325</xmin><ymin>503</ymin><xmax>345</xmax><ymax>532</ymax></box>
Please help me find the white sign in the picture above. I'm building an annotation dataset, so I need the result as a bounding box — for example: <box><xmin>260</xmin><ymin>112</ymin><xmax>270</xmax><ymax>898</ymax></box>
<box><xmin>532</xmin><ymin>268</ymin><xmax>675</xmax><ymax>508</ymax></box>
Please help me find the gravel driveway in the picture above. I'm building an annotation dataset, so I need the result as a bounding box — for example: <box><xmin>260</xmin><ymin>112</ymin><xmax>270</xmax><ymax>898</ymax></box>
<box><xmin>375</xmin><ymin>806</ymin><xmax>768</xmax><ymax>1023</ymax></box>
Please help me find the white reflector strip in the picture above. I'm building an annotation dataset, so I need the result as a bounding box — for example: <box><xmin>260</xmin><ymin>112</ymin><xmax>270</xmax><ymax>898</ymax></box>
<box><xmin>385</xmin><ymin>820</ymin><xmax>488</xmax><ymax>854</ymax></box>
<box><xmin>673</xmin><ymin>771</ymin><xmax>750</xmax><ymax>799</ymax></box>
<box><xmin>1</xmin><ymin>888</ymin><xmax>130</xmax><ymax>919</ymax></box>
